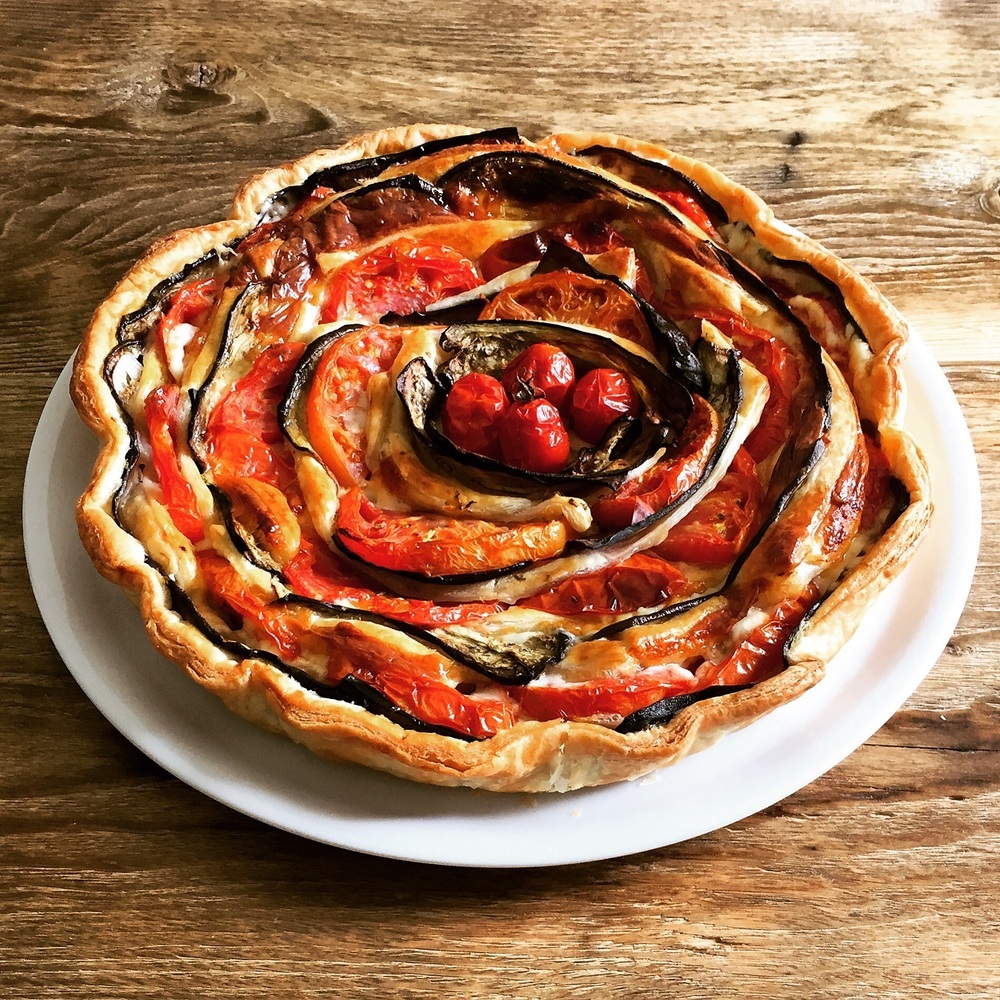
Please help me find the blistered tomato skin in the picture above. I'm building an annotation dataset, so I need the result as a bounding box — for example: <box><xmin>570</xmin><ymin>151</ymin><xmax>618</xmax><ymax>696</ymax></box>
<box><xmin>501</xmin><ymin>343</ymin><xmax>576</xmax><ymax>408</ymax></box>
<box><xmin>499</xmin><ymin>399</ymin><xmax>571</xmax><ymax>474</ymax></box>
<box><xmin>570</xmin><ymin>369</ymin><xmax>641</xmax><ymax>444</ymax></box>
<box><xmin>442</xmin><ymin>372</ymin><xmax>509</xmax><ymax>459</ymax></box>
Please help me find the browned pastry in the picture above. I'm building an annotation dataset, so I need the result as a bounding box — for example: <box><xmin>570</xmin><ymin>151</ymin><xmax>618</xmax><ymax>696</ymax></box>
<box><xmin>71</xmin><ymin>125</ymin><xmax>931</xmax><ymax>791</ymax></box>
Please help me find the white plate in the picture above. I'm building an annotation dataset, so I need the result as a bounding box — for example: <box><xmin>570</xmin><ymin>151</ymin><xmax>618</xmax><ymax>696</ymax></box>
<box><xmin>24</xmin><ymin>340</ymin><xmax>979</xmax><ymax>867</ymax></box>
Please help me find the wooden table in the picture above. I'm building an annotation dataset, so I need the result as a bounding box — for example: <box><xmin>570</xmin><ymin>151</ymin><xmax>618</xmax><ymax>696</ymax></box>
<box><xmin>2</xmin><ymin>2</ymin><xmax>997</xmax><ymax>995</ymax></box>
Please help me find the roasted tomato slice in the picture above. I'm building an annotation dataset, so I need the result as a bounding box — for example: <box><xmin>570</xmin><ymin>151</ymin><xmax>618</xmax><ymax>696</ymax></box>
<box><xmin>305</xmin><ymin>326</ymin><xmax>403</xmax><ymax>487</ymax></box>
<box><xmin>515</xmin><ymin>671</ymin><xmax>696</xmax><ymax>723</ymax></box>
<box><xmin>520</xmin><ymin>553</ymin><xmax>689</xmax><ymax>616</ymax></box>
<box><xmin>335</xmin><ymin>488</ymin><xmax>569</xmax><ymax>577</ymax></box>
<box><xmin>157</xmin><ymin>275</ymin><xmax>225</xmax><ymax>371</ymax></box>
<box><xmin>283</xmin><ymin>537</ymin><xmax>503</xmax><ymax>626</ymax></box>
<box><xmin>144</xmin><ymin>385</ymin><xmax>204</xmax><ymax>543</ymax></box>
<box><xmin>591</xmin><ymin>395</ymin><xmax>718</xmax><ymax>532</ymax></box>
<box><xmin>205</xmin><ymin>342</ymin><xmax>306</xmax><ymax>495</ymax></box>
<box><xmin>696</xmin><ymin>311</ymin><xmax>800</xmax><ymax>462</ymax></box>
<box><xmin>651</xmin><ymin>189</ymin><xmax>719</xmax><ymax>238</ymax></box>
<box><xmin>321</xmin><ymin>236</ymin><xmax>480</xmax><ymax>323</ymax></box>
<box><xmin>479</xmin><ymin>220</ymin><xmax>631</xmax><ymax>280</ymax></box>
<box><xmin>655</xmin><ymin>447</ymin><xmax>762</xmax><ymax>566</ymax></box>
<box><xmin>480</xmin><ymin>270</ymin><xmax>656</xmax><ymax>352</ymax></box>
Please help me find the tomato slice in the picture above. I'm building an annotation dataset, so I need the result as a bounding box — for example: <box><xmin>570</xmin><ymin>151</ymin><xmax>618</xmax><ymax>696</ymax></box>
<box><xmin>480</xmin><ymin>270</ymin><xmax>656</xmax><ymax>352</ymax></box>
<box><xmin>305</xmin><ymin>326</ymin><xmax>402</xmax><ymax>487</ymax></box>
<box><xmin>479</xmin><ymin>220</ymin><xmax>630</xmax><ymax>281</ymax></box>
<box><xmin>591</xmin><ymin>395</ymin><xmax>718</xmax><ymax>532</ymax></box>
<box><xmin>157</xmin><ymin>276</ymin><xmax>225</xmax><ymax>369</ymax></box>
<box><xmin>336</xmin><ymin>488</ymin><xmax>569</xmax><ymax>577</ymax></box>
<box><xmin>655</xmin><ymin>447</ymin><xmax>762</xmax><ymax>566</ymax></box>
<box><xmin>520</xmin><ymin>553</ymin><xmax>689</xmax><ymax>616</ymax></box>
<box><xmin>205</xmin><ymin>342</ymin><xmax>306</xmax><ymax>496</ymax></box>
<box><xmin>515</xmin><ymin>671</ymin><xmax>696</xmax><ymax>723</ymax></box>
<box><xmin>651</xmin><ymin>189</ymin><xmax>719</xmax><ymax>238</ymax></box>
<box><xmin>144</xmin><ymin>385</ymin><xmax>204</xmax><ymax>543</ymax></box>
<box><xmin>197</xmin><ymin>550</ymin><xmax>302</xmax><ymax>660</ymax></box>
<box><xmin>283</xmin><ymin>537</ymin><xmax>503</xmax><ymax>626</ymax></box>
<box><xmin>861</xmin><ymin>431</ymin><xmax>893</xmax><ymax>530</ymax></box>
<box><xmin>699</xmin><ymin>587</ymin><xmax>818</xmax><ymax>687</ymax></box>
<box><xmin>321</xmin><ymin>236</ymin><xmax>480</xmax><ymax>323</ymax></box>
<box><xmin>694</xmin><ymin>311</ymin><xmax>801</xmax><ymax>462</ymax></box>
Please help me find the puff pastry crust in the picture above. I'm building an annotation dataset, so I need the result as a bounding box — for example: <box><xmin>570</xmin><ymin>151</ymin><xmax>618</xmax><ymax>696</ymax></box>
<box><xmin>72</xmin><ymin>125</ymin><xmax>931</xmax><ymax>792</ymax></box>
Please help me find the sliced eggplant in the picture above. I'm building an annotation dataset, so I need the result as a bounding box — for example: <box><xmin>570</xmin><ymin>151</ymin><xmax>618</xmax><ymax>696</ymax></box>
<box><xmin>615</xmin><ymin>684</ymin><xmax>752</xmax><ymax>733</ymax></box>
<box><xmin>102</xmin><ymin>339</ymin><xmax>145</xmax><ymax>524</ymax></box>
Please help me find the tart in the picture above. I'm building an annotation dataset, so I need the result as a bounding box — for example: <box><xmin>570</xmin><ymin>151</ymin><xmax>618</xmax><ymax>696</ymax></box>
<box><xmin>71</xmin><ymin>125</ymin><xmax>931</xmax><ymax>792</ymax></box>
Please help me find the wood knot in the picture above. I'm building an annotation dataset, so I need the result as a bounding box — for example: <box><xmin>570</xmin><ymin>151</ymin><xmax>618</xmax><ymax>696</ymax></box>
<box><xmin>160</xmin><ymin>60</ymin><xmax>237</xmax><ymax>113</ymax></box>
<box><xmin>979</xmin><ymin>176</ymin><xmax>1000</xmax><ymax>220</ymax></box>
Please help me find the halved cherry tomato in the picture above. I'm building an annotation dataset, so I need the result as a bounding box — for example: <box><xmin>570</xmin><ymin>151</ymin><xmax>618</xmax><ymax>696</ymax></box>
<box><xmin>197</xmin><ymin>550</ymin><xmax>302</xmax><ymax>660</ymax></box>
<box><xmin>592</xmin><ymin>395</ymin><xmax>718</xmax><ymax>532</ymax></box>
<box><xmin>498</xmin><ymin>399</ymin><xmax>571</xmax><ymax>474</ymax></box>
<box><xmin>441</xmin><ymin>372</ymin><xmax>509</xmax><ymax>459</ymax></box>
<box><xmin>157</xmin><ymin>275</ymin><xmax>226</xmax><ymax>375</ymax></box>
<box><xmin>520</xmin><ymin>553</ymin><xmax>689</xmax><ymax>616</ymax></box>
<box><xmin>501</xmin><ymin>343</ymin><xmax>576</xmax><ymax>407</ymax></box>
<box><xmin>569</xmin><ymin>368</ymin><xmax>640</xmax><ymax>445</ymax></box>
<box><xmin>515</xmin><ymin>671</ymin><xmax>697</xmax><ymax>723</ymax></box>
<box><xmin>321</xmin><ymin>236</ymin><xmax>480</xmax><ymax>322</ymax></box>
<box><xmin>305</xmin><ymin>326</ymin><xmax>402</xmax><ymax>486</ymax></box>
<box><xmin>144</xmin><ymin>385</ymin><xmax>204</xmax><ymax>543</ymax></box>
<box><xmin>481</xmin><ymin>270</ymin><xmax>656</xmax><ymax>351</ymax></box>
<box><xmin>283</xmin><ymin>537</ymin><xmax>503</xmax><ymax>626</ymax></box>
<box><xmin>655</xmin><ymin>447</ymin><xmax>762</xmax><ymax>566</ymax></box>
<box><xmin>699</xmin><ymin>586</ymin><xmax>819</xmax><ymax>687</ymax></box>
<box><xmin>205</xmin><ymin>342</ymin><xmax>306</xmax><ymax>497</ymax></box>
<box><xmin>336</xmin><ymin>488</ymin><xmax>569</xmax><ymax>577</ymax></box>
<box><xmin>695</xmin><ymin>311</ymin><xmax>801</xmax><ymax>462</ymax></box>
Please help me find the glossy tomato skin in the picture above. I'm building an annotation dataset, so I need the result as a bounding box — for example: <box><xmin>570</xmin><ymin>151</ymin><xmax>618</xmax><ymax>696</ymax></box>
<box><xmin>501</xmin><ymin>343</ymin><xmax>576</xmax><ymax>407</ymax></box>
<box><xmin>499</xmin><ymin>399</ymin><xmax>571</xmax><ymax>474</ymax></box>
<box><xmin>442</xmin><ymin>372</ymin><xmax>509</xmax><ymax>458</ymax></box>
<box><xmin>569</xmin><ymin>368</ymin><xmax>640</xmax><ymax>444</ymax></box>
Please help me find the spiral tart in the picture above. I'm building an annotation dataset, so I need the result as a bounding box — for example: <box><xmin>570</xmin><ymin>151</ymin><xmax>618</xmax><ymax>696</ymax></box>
<box><xmin>72</xmin><ymin>125</ymin><xmax>931</xmax><ymax>791</ymax></box>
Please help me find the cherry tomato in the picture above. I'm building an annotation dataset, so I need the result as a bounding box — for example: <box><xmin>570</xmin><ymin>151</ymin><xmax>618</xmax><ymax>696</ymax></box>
<box><xmin>655</xmin><ymin>447</ymin><xmax>762</xmax><ymax>566</ymax></box>
<box><xmin>501</xmin><ymin>343</ymin><xmax>575</xmax><ymax>407</ymax></box>
<box><xmin>592</xmin><ymin>395</ymin><xmax>717</xmax><ymax>532</ymax></box>
<box><xmin>480</xmin><ymin>270</ymin><xmax>656</xmax><ymax>352</ymax></box>
<box><xmin>441</xmin><ymin>372</ymin><xmax>509</xmax><ymax>458</ymax></box>
<box><xmin>498</xmin><ymin>399</ymin><xmax>571</xmax><ymax>474</ymax></box>
<box><xmin>144</xmin><ymin>386</ymin><xmax>205</xmax><ymax>543</ymax></box>
<box><xmin>321</xmin><ymin>237</ymin><xmax>480</xmax><ymax>322</ymax></box>
<box><xmin>336</xmin><ymin>488</ymin><xmax>568</xmax><ymax>576</ymax></box>
<box><xmin>569</xmin><ymin>368</ymin><xmax>640</xmax><ymax>445</ymax></box>
<box><xmin>305</xmin><ymin>326</ymin><xmax>403</xmax><ymax>486</ymax></box>
<box><xmin>520</xmin><ymin>553</ymin><xmax>689</xmax><ymax>616</ymax></box>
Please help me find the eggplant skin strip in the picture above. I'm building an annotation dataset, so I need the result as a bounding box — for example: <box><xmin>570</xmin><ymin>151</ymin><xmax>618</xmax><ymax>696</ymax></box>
<box><xmin>71</xmin><ymin>125</ymin><xmax>932</xmax><ymax>792</ymax></box>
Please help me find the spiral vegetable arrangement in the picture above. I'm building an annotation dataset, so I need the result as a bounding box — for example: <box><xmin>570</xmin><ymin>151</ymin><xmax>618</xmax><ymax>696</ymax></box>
<box><xmin>72</xmin><ymin>126</ymin><xmax>930</xmax><ymax>791</ymax></box>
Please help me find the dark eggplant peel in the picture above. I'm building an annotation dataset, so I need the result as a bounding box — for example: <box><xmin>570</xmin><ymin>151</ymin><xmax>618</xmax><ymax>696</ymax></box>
<box><xmin>72</xmin><ymin>125</ymin><xmax>931</xmax><ymax>791</ymax></box>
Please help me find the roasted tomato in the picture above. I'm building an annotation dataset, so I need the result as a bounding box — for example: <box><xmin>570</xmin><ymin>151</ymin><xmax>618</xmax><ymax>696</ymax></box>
<box><xmin>501</xmin><ymin>342</ymin><xmax>576</xmax><ymax>407</ymax></box>
<box><xmin>592</xmin><ymin>395</ymin><xmax>718</xmax><ymax>532</ymax></box>
<box><xmin>335</xmin><ymin>488</ymin><xmax>569</xmax><ymax>577</ymax></box>
<box><xmin>569</xmin><ymin>368</ymin><xmax>641</xmax><ymax>444</ymax></box>
<box><xmin>651</xmin><ymin>189</ymin><xmax>719</xmax><ymax>238</ymax></box>
<box><xmin>441</xmin><ymin>372</ymin><xmax>509</xmax><ymax>458</ymax></box>
<box><xmin>480</xmin><ymin>270</ymin><xmax>655</xmax><ymax>352</ymax></box>
<box><xmin>144</xmin><ymin>385</ymin><xmax>205</xmax><ymax>543</ymax></box>
<box><xmin>305</xmin><ymin>326</ymin><xmax>403</xmax><ymax>486</ymax></box>
<box><xmin>498</xmin><ymin>399</ymin><xmax>571</xmax><ymax>474</ymax></box>
<box><xmin>520</xmin><ymin>553</ymin><xmax>689</xmax><ymax>616</ymax></box>
<box><xmin>157</xmin><ymin>275</ymin><xmax>225</xmax><ymax>372</ymax></box>
<box><xmin>205</xmin><ymin>342</ymin><xmax>306</xmax><ymax>495</ymax></box>
<box><xmin>655</xmin><ymin>447</ymin><xmax>762</xmax><ymax>566</ymax></box>
<box><xmin>515</xmin><ymin>671</ymin><xmax>697</xmax><ymax>723</ymax></box>
<box><xmin>321</xmin><ymin>236</ymin><xmax>480</xmax><ymax>322</ymax></box>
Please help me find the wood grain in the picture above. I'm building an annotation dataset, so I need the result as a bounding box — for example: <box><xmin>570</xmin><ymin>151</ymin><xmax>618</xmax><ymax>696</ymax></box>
<box><xmin>1</xmin><ymin>1</ymin><xmax>998</xmax><ymax>997</ymax></box>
